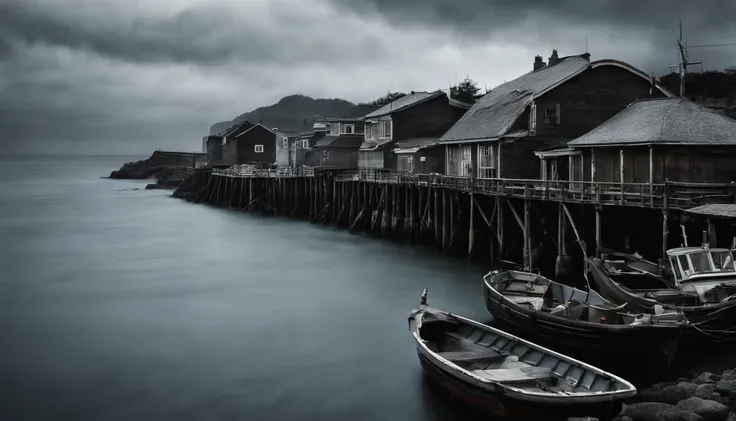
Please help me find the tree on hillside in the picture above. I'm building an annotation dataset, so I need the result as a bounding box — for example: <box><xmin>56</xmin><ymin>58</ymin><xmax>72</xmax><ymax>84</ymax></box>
<box><xmin>359</xmin><ymin>92</ymin><xmax>407</xmax><ymax>108</ymax></box>
<box><xmin>451</xmin><ymin>77</ymin><xmax>481</xmax><ymax>103</ymax></box>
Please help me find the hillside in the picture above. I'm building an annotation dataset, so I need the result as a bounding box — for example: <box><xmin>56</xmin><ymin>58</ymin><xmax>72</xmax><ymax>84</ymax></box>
<box><xmin>210</xmin><ymin>94</ymin><xmax>376</xmax><ymax>135</ymax></box>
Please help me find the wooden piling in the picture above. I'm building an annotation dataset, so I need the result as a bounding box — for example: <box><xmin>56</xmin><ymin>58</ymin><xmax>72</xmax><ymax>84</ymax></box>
<box><xmin>469</xmin><ymin>193</ymin><xmax>475</xmax><ymax>258</ymax></box>
<box><xmin>595</xmin><ymin>206</ymin><xmax>602</xmax><ymax>257</ymax></box>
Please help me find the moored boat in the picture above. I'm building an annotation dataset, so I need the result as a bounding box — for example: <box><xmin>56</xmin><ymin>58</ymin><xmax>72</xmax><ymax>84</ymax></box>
<box><xmin>588</xmin><ymin>244</ymin><xmax>736</xmax><ymax>342</ymax></box>
<box><xmin>409</xmin><ymin>289</ymin><xmax>637</xmax><ymax>421</ymax></box>
<box><xmin>482</xmin><ymin>270</ymin><xmax>687</xmax><ymax>379</ymax></box>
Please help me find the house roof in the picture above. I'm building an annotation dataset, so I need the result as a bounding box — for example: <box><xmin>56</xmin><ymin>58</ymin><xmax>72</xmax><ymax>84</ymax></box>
<box><xmin>320</xmin><ymin>117</ymin><xmax>364</xmax><ymax>123</ymax></box>
<box><xmin>686</xmin><ymin>204</ymin><xmax>736</xmax><ymax>219</ymax></box>
<box><xmin>219</xmin><ymin>121</ymin><xmax>253</xmax><ymax>138</ymax></box>
<box><xmin>315</xmin><ymin>135</ymin><xmax>363</xmax><ymax>148</ymax></box>
<box><xmin>393</xmin><ymin>137</ymin><xmax>440</xmax><ymax>153</ymax></box>
<box><xmin>363</xmin><ymin>91</ymin><xmax>446</xmax><ymax>119</ymax></box>
<box><xmin>567</xmin><ymin>97</ymin><xmax>736</xmax><ymax>147</ymax></box>
<box><xmin>439</xmin><ymin>55</ymin><xmax>673</xmax><ymax>143</ymax></box>
<box><xmin>234</xmin><ymin>123</ymin><xmax>274</xmax><ymax>139</ymax></box>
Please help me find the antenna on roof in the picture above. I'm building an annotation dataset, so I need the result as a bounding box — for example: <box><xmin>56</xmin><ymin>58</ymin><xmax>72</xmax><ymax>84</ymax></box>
<box><xmin>585</xmin><ymin>37</ymin><xmax>588</xmax><ymax>53</ymax></box>
<box><xmin>668</xmin><ymin>19</ymin><xmax>702</xmax><ymax>97</ymax></box>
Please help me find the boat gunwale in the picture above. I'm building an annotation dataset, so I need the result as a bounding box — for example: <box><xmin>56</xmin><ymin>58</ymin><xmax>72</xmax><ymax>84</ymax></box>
<box><xmin>409</xmin><ymin>306</ymin><xmax>638</xmax><ymax>402</ymax></box>
<box><xmin>483</xmin><ymin>270</ymin><xmax>687</xmax><ymax>331</ymax></box>
<box><xmin>589</xmin><ymin>257</ymin><xmax>736</xmax><ymax>312</ymax></box>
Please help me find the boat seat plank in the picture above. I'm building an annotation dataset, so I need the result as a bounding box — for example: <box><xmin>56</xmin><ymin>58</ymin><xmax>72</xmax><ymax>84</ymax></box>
<box><xmin>472</xmin><ymin>367</ymin><xmax>555</xmax><ymax>384</ymax></box>
<box><xmin>438</xmin><ymin>349</ymin><xmax>505</xmax><ymax>363</ymax></box>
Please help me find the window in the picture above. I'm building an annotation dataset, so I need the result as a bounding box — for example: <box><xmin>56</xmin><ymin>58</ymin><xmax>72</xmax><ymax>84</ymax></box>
<box><xmin>342</xmin><ymin>124</ymin><xmax>354</xmax><ymax>134</ymax></box>
<box><xmin>255</xmin><ymin>145</ymin><xmax>264</xmax><ymax>153</ymax></box>
<box><xmin>330</xmin><ymin>123</ymin><xmax>340</xmax><ymax>135</ymax></box>
<box><xmin>283</xmin><ymin>137</ymin><xmax>288</xmax><ymax>147</ymax></box>
<box><xmin>323</xmin><ymin>149</ymin><xmax>331</xmax><ymax>158</ymax></box>
<box><xmin>545</xmin><ymin>104</ymin><xmax>561</xmax><ymax>124</ymax></box>
<box><xmin>712</xmin><ymin>251</ymin><xmax>735</xmax><ymax>271</ymax></box>
<box><xmin>302</xmin><ymin>139</ymin><xmax>309</xmax><ymax>149</ymax></box>
<box><xmin>529</xmin><ymin>102</ymin><xmax>537</xmax><ymax>134</ymax></box>
<box><xmin>381</xmin><ymin>121</ymin><xmax>392</xmax><ymax>138</ymax></box>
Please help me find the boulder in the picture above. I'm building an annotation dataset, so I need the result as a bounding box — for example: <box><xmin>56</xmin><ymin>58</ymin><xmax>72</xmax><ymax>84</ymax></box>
<box><xmin>660</xmin><ymin>409</ymin><xmax>704</xmax><ymax>421</ymax></box>
<box><xmin>694</xmin><ymin>384</ymin><xmax>720</xmax><ymax>401</ymax></box>
<box><xmin>723</xmin><ymin>371</ymin><xmax>736</xmax><ymax>381</ymax></box>
<box><xmin>696</xmin><ymin>373</ymin><xmax>723</xmax><ymax>385</ymax></box>
<box><xmin>623</xmin><ymin>402</ymin><xmax>675</xmax><ymax>421</ymax></box>
<box><xmin>675</xmin><ymin>397</ymin><xmax>729</xmax><ymax>421</ymax></box>
<box><xmin>717</xmin><ymin>380</ymin><xmax>736</xmax><ymax>398</ymax></box>
<box><xmin>641</xmin><ymin>382</ymin><xmax>699</xmax><ymax>405</ymax></box>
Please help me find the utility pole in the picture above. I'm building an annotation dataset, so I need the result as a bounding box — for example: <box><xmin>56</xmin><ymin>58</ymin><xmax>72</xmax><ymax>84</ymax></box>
<box><xmin>668</xmin><ymin>20</ymin><xmax>702</xmax><ymax>97</ymax></box>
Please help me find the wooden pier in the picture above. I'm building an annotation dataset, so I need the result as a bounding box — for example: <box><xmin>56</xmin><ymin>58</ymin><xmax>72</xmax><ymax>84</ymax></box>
<box><xmin>174</xmin><ymin>166</ymin><xmax>736</xmax><ymax>283</ymax></box>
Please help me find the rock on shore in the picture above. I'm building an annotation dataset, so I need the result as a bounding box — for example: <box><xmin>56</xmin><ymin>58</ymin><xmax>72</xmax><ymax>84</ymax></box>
<box><xmin>567</xmin><ymin>369</ymin><xmax>736</xmax><ymax>421</ymax></box>
<box><xmin>109</xmin><ymin>151</ymin><xmax>204</xmax><ymax>189</ymax></box>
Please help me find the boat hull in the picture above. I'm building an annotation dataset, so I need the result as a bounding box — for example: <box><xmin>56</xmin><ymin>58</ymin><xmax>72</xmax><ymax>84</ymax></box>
<box><xmin>587</xmin><ymin>258</ymin><xmax>736</xmax><ymax>343</ymax></box>
<box><xmin>416</xmin><ymin>348</ymin><xmax>623</xmax><ymax>421</ymax></box>
<box><xmin>483</xmin><ymin>279</ymin><xmax>683</xmax><ymax>380</ymax></box>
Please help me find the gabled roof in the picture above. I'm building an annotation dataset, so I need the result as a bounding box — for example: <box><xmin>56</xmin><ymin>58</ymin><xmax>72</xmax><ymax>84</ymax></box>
<box><xmin>393</xmin><ymin>137</ymin><xmax>440</xmax><ymax>153</ymax></box>
<box><xmin>363</xmin><ymin>91</ymin><xmax>446</xmax><ymax>119</ymax></box>
<box><xmin>440</xmin><ymin>55</ymin><xmax>672</xmax><ymax>143</ymax></box>
<box><xmin>220</xmin><ymin>121</ymin><xmax>253</xmax><ymax>138</ymax></box>
<box><xmin>567</xmin><ymin>97</ymin><xmax>736</xmax><ymax>147</ymax></box>
<box><xmin>234</xmin><ymin>123</ymin><xmax>275</xmax><ymax>139</ymax></box>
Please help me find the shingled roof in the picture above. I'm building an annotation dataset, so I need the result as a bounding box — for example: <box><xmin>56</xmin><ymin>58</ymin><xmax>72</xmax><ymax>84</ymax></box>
<box><xmin>440</xmin><ymin>56</ymin><xmax>590</xmax><ymax>143</ymax></box>
<box><xmin>393</xmin><ymin>137</ymin><xmax>440</xmax><ymax>153</ymax></box>
<box><xmin>439</xmin><ymin>55</ymin><xmax>672</xmax><ymax>143</ymax></box>
<box><xmin>567</xmin><ymin>97</ymin><xmax>736</xmax><ymax>147</ymax></box>
<box><xmin>363</xmin><ymin>91</ymin><xmax>446</xmax><ymax>119</ymax></box>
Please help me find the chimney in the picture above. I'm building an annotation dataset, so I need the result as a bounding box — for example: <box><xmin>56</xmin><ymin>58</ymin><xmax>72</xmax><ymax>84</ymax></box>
<box><xmin>533</xmin><ymin>55</ymin><xmax>546</xmax><ymax>71</ymax></box>
<box><xmin>548</xmin><ymin>49</ymin><xmax>560</xmax><ymax>65</ymax></box>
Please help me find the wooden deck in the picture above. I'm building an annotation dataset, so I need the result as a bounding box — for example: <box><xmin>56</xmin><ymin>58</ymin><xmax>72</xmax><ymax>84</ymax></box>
<box><xmin>207</xmin><ymin>166</ymin><xmax>736</xmax><ymax>210</ymax></box>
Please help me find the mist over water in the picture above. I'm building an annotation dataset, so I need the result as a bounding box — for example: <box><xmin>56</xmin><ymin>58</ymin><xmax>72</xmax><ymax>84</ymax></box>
<box><xmin>0</xmin><ymin>155</ymin><xmax>492</xmax><ymax>421</ymax></box>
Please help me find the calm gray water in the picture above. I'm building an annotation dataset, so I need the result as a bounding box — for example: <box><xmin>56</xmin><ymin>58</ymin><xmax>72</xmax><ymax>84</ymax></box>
<box><xmin>0</xmin><ymin>155</ymin><xmax>491</xmax><ymax>421</ymax></box>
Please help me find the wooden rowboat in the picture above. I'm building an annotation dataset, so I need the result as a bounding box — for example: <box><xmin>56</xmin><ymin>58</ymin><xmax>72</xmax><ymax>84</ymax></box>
<box><xmin>409</xmin><ymin>289</ymin><xmax>637</xmax><ymax>421</ymax></box>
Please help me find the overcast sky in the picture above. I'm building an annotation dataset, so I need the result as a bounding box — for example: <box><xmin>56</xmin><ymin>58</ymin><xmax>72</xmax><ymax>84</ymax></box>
<box><xmin>1</xmin><ymin>0</ymin><xmax>735</xmax><ymax>155</ymax></box>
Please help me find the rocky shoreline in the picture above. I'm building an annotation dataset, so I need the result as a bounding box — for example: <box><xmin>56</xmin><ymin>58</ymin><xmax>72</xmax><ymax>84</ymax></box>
<box><xmin>108</xmin><ymin>151</ymin><xmax>205</xmax><ymax>189</ymax></box>
<box><xmin>568</xmin><ymin>368</ymin><xmax>736</xmax><ymax>421</ymax></box>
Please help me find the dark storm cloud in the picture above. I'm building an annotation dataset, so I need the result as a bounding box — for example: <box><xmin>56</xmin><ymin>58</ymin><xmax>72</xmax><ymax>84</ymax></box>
<box><xmin>0</xmin><ymin>1</ymin><xmax>385</xmax><ymax>66</ymax></box>
<box><xmin>329</xmin><ymin>0</ymin><xmax>736</xmax><ymax>70</ymax></box>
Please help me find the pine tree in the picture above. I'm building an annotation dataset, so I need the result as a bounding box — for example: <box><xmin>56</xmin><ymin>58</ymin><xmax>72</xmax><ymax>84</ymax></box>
<box><xmin>451</xmin><ymin>77</ymin><xmax>481</xmax><ymax>103</ymax></box>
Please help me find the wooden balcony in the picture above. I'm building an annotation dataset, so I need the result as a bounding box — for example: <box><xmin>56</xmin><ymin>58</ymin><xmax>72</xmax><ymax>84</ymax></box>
<box><xmin>332</xmin><ymin>169</ymin><xmax>736</xmax><ymax>210</ymax></box>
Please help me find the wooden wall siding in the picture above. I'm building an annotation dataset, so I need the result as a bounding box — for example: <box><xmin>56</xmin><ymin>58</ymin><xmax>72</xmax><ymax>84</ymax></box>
<box><xmin>499</xmin><ymin>139</ymin><xmax>549</xmax><ymax>179</ymax></box>
<box><xmin>587</xmin><ymin>148</ymin><xmax>621</xmax><ymax>183</ymax></box>
<box><xmin>207</xmin><ymin>138</ymin><xmax>223</xmax><ymax>165</ymax></box>
<box><xmin>622</xmin><ymin>148</ymin><xmax>650</xmax><ymax>183</ymax></box>
<box><xmin>534</xmin><ymin>66</ymin><xmax>666</xmax><ymax>140</ymax></box>
<box><xmin>322</xmin><ymin>149</ymin><xmax>358</xmax><ymax>169</ymax></box>
<box><xmin>359</xmin><ymin>150</ymin><xmax>384</xmax><ymax>169</ymax></box>
<box><xmin>658</xmin><ymin>147</ymin><xmax>736</xmax><ymax>183</ymax></box>
<box><xmin>221</xmin><ymin>142</ymin><xmax>238</xmax><ymax>165</ymax></box>
<box><xmin>583</xmin><ymin>146</ymin><xmax>736</xmax><ymax>184</ymax></box>
<box><xmin>418</xmin><ymin>147</ymin><xmax>445</xmax><ymax>174</ymax></box>
<box><xmin>392</xmin><ymin>95</ymin><xmax>466</xmax><ymax>142</ymax></box>
<box><xmin>236</xmin><ymin>126</ymin><xmax>276</xmax><ymax>164</ymax></box>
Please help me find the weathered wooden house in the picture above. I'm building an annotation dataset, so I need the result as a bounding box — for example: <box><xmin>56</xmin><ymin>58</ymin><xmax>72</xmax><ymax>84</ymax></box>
<box><xmin>438</xmin><ymin>50</ymin><xmax>673</xmax><ymax>178</ymax></box>
<box><xmin>563</xmin><ymin>97</ymin><xmax>736</xmax><ymax>184</ymax></box>
<box><xmin>312</xmin><ymin>118</ymin><xmax>364</xmax><ymax>168</ymax></box>
<box><xmin>358</xmin><ymin>90</ymin><xmax>470</xmax><ymax>169</ymax></box>
<box><xmin>221</xmin><ymin>124</ymin><xmax>277</xmax><ymax>166</ymax></box>
<box><xmin>293</xmin><ymin>125</ymin><xmax>328</xmax><ymax>167</ymax></box>
<box><xmin>393</xmin><ymin>138</ymin><xmax>444</xmax><ymax>173</ymax></box>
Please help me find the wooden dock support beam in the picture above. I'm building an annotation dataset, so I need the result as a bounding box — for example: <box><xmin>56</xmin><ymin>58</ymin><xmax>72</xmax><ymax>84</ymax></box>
<box><xmin>595</xmin><ymin>206</ymin><xmax>602</xmax><ymax>257</ymax></box>
<box><xmin>524</xmin><ymin>199</ymin><xmax>531</xmax><ymax>270</ymax></box>
<box><xmin>468</xmin><ymin>193</ymin><xmax>475</xmax><ymax>258</ymax></box>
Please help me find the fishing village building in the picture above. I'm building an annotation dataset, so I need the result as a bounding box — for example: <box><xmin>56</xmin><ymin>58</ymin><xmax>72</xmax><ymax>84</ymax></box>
<box><xmin>221</xmin><ymin>123</ymin><xmax>277</xmax><ymax>167</ymax></box>
<box><xmin>312</xmin><ymin>118</ymin><xmax>365</xmax><ymax>169</ymax></box>
<box><xmin>192</xmin><ymin>49</ymin><xmax>736</xmax><ymax>281</ymax></box>
<box><xmin>439</xmin><ymin>51</ymin><xmax>673</xmax><ymax>179</ymax></box>
<box><xmin>358</xmin><ymin>90</ymin><xmax>470</xmax><ymax>169</ymax></box>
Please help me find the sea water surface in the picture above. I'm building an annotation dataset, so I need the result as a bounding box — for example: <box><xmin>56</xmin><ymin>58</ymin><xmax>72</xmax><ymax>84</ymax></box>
<box><xmin>0</xmin><ymin>155</ymin><xmax>491</xmax><ymax>421</ymax></box>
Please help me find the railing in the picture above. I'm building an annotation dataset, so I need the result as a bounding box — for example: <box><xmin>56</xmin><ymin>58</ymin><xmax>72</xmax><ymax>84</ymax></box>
<box><xmin>212</xmin><ymin>165</ymin><xmax>315</xmax><ymax>178</ymax></box>
<box><xmin>332</xmin><ymin>169</ymin><xmax>736</xmax><ymax>210</ymax></box>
